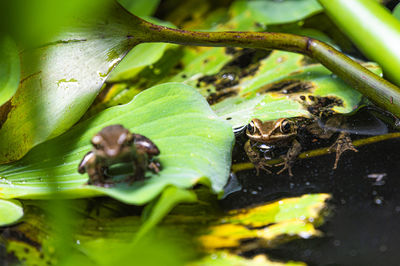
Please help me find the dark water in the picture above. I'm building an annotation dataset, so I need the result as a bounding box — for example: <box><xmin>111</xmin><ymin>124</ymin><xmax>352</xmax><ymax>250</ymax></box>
<box><xmin>222</xmin><ymin>110</ymin><xmax>400</xmax><ymax>266</ymax></box>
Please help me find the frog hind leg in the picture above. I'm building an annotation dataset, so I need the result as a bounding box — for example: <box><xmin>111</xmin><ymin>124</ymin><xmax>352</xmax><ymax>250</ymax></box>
<box><xmin>276</xmin><ymin>139</ymin><xmax>302</xmax><ymax>176</ymax></box>
<box><xmin>244</xmin><ymin>140</ymin><xmax>273</xmax><ymax>175</ymax></box>
<box><xmin>329</xmin><ymin>132</ymin><xmax>358</xmax><ymax>169</ymax></box>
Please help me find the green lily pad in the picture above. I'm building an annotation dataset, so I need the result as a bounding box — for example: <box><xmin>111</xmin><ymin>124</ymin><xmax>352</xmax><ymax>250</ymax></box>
<box><xmin>0</xmin><ymin>199</ymin><xmax>23</xmax><ymax>226</ymax></box>
<box><xmin>0</xmin><ymin>83</ymin><xmax>234</xmax><ymax>204</ymax></box>
<box><xmin>0</xmin><ymin>35</ymin><xmax>20</xmax><ymax>107</ymax></box>
<box><xmin>0</xmin><ymin>3</ymin><xmax>139</xmax><ymax>163</ymax></box>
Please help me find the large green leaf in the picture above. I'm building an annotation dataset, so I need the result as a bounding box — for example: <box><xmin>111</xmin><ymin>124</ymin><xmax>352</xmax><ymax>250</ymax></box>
<box><xmin>0</xmin><ymin>3</ymin><xmax>138</xmax><ymax>163</ymax></box>
<box><xmin>0</xmin><ymin>35</ymin><xmax>20</xmax><ymax>106</ymax></box>
<box><xmin>0</xmin><ymin>83</ymin><xmax>234</xmax><ymax>204</ymax></box>
<box><xmin>0</xmin><ymin>199</ymin><xmax>23</xmax><ymax>226</ymax></box>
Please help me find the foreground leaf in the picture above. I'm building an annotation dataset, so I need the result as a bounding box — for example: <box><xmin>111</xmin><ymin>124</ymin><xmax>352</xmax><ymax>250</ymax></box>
<box><xmin>0</xmin><ymin>83</ymin><xmax>234</xmax><ymax>204</ymax></box>
<box><xmin>4</xmin><ymin>192</ymin><xmax>329</xmax><ymax>265</ymax></box>
<box><xmin>0</xmin><ymin>199</ymin><xmax>23</xmax><ymax>226</ymax></box>
<box><xmin>0</xmin><ymin>3</ymin><xmax>138</xmax><ymax>163</ymax></box>
<box><xmin>0</xmin><ymin>35</ymin><xmax>20</xmax><ymax>106</ymax></box>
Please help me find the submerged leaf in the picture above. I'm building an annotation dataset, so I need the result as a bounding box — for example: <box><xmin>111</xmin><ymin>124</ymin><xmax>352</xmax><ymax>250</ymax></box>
<box><xmin>0</xmin><ymin>199</ymin><xmax>23</xmax><ymax>226</ymax></box>
<box><xmin>0</xmin><ymin>83</ymin><xmax>234</xmax><ymax>204</ymax></box>
<box><xmin>0</xmin><ymin>3</ymin><xmax>141</xmax><ymax>163</ymax></box>
<box><xmin>0</xmin><ymin>35</ymin><xmax>20</xmax><ymax>106</ymax></box>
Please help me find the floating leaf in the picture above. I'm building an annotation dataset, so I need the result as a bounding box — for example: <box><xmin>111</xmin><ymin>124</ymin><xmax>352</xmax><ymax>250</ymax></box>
<box><xmin>0</xmin><ymin>83</ymin><xmax>234</xmax><ymax>204</ymax></box>
<box><xmin>0</xmin><ymin>35</ymin><xmax>20</xmax><ymax>106</ymax></box>
<box><xmin>0</xmin><ymin>3</ymin><xmax>139</xmax><ymax>163</ymax></box>
<box><xmin>0</xmin><ymin>199</ymin><xmax>23</xmax><ymax>226</ymax></box>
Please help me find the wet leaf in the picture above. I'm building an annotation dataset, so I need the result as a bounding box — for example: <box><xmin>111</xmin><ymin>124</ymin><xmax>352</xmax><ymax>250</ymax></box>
<box><xmin>0</xmin><ymin>3</ymin><xmax>138</xmax><ymax>163</ymax></box>
<box><xmin>0</xmin><ymin>199</ymin><xmax>23</xmax><ymax>226</ymax></box>
<box><xmin>0</xmin><ymin>35</ymin><xmax>20</xmax><ymax>107</ymax></box>
<box><xmin>0</xmin><ymin>83</ymin><xmax>234</xmax><ymax>204</ymax></box>
<box><xmin>199</xmin><ymin>194</ymin><xmax>330</xmax><ymax>250</ymax></box>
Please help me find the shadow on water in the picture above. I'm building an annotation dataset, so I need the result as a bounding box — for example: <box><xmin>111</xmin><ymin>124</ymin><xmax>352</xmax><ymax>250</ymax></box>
<box><xmin>222</xmin><ymin>108</ymin><xmax>400</xmax><ymax>265</ymax></box>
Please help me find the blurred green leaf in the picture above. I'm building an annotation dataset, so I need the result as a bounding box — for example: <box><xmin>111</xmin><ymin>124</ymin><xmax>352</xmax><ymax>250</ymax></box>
<box><xmin>0</xmin><ymin>35</ymin><xmax>20</xmax><ymax>106</ymax></box>
<box><xmin>138</xmin><ymin>186</ymin><xmax>197</xmax><ymax>239</ymax></box>
<box><xmin>108</xmin><ymin>18</ymin><xmax>176</xmax><ymax>82</ymax></box>
<box><xmin>393</xmin><ymin>3</ymin><xmax>400</xmax><ymax>20</ymax></box>
<box><xmin>0</xmin><ymin>83</ymin><xmax>234</xmax><ymax>204</ymax></box>
<box><xmin>227</xmin><ymin>0</ymin><xmax>322</xmax><ymax>30</ymax></box>
<box><xmin>118</xmin><ymin>0</ymin><xmax>161</xmax><ymax>17</ymax></box>
<box><xmin>0</xmin><ymin>199</ymin><xmax>23</xmax><ymax>226</ymax></box>
<box><xmin>0</xmin><ymin>3</ymin><xmax>139</xmax><ymax>163</ymax></box>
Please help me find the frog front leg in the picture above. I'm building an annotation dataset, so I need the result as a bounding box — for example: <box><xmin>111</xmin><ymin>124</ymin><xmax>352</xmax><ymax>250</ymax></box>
<box><xmin>276</xmin><ymin>139</ymin><xmax>302</xmax><ymax>176</ymax></box>
<box><xmin>329</xmin><ymin>132</ymin><xmax>358</xmax><ymax>169</ymax></box>
<box><xmin>244</xmin><ymin>140</ymin><xmax>273</xmax><ymax>175</ymax></box>
<box><xmin>78</xmin><ymin>151</ymin><xmax>108</xmax><ymax>186</ymax></box>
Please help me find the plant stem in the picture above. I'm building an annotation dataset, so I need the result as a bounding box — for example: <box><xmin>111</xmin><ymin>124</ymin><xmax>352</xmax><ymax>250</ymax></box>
<box><xmin>318</xmin><ymin>0</ymin><xmax>400</xmax><ymax>87</ymax></box>
<box><xmin>231</xmin><ymin>132</ymin><xmax>400</xmax><ymax>173</ymax></box>
<box><xmin>133</xmin><ymin>17</ymin><xmax>400</xmax><ymax>117</ymax></box>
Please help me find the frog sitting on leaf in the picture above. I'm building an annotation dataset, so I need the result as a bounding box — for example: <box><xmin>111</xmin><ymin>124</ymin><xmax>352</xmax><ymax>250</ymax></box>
<box><xmin>78</xmin><ymin>125</ymin><xmax>161</xmax><ymax>187</ymax></box>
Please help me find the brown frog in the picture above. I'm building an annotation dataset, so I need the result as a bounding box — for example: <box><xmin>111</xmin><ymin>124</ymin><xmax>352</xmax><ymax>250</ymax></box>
<box><xmin>245</xmin><ymin>116</ymin><xmax>358</xmax><ymax>176</ymax></box>
<box><xmin>78</xmin><ymin>125</ymin><xmax>161</xmax><ymax>187</ymax></box>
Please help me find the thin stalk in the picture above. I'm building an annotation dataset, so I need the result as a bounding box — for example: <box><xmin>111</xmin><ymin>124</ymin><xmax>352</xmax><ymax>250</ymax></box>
<box><xmin>231</xmin><ymin>132</ymin><xmax>400</xmax><ymax>173</ymax></box>
<box><xmin>132</xmin><ymin>17</ymin><xmax>400</xmax><ymax>117</ymax></box>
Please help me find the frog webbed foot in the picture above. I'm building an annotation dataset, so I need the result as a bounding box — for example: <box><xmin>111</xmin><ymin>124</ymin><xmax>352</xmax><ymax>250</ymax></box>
<box><xmin>276</xmin><ymin>139</ymin><xmax>302</xmax><ymax>177</ymax></box>
<box><xmin>254</xmin><ymin>160</ymin><xmax>273</xmax><ymax>176</ymax></box>
<box><xmin>329</xmin><ymin>132</ymin><xmax>358</xmax><ymax>169</ymax></box>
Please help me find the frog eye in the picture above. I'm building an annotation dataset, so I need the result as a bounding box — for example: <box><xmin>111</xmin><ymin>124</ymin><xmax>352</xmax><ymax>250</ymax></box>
<box><xmin>247</xmin><ymin>121</ymin><xmax>256</xmax><ymax>134</ymax></box>
<box><xmin>280</xmin><ymin>120</ymin><xmax>293</xmax><ymax>133</ymax></box>
<box><xmin>91</xmin><ymin>135</ymin><xmax>103</xmax><ymax>149</ymax></box>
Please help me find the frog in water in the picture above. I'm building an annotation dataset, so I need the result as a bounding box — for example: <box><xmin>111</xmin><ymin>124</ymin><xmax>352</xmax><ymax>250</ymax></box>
<box><xmin>244</xmin><ymin>116</ymin><xmax>358</xmax><ymax>176</ymax></box>
<box><xmin>78</xmin><ymin>125</ymin><xmax>161</xmax><ymax>187</ymax></box>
